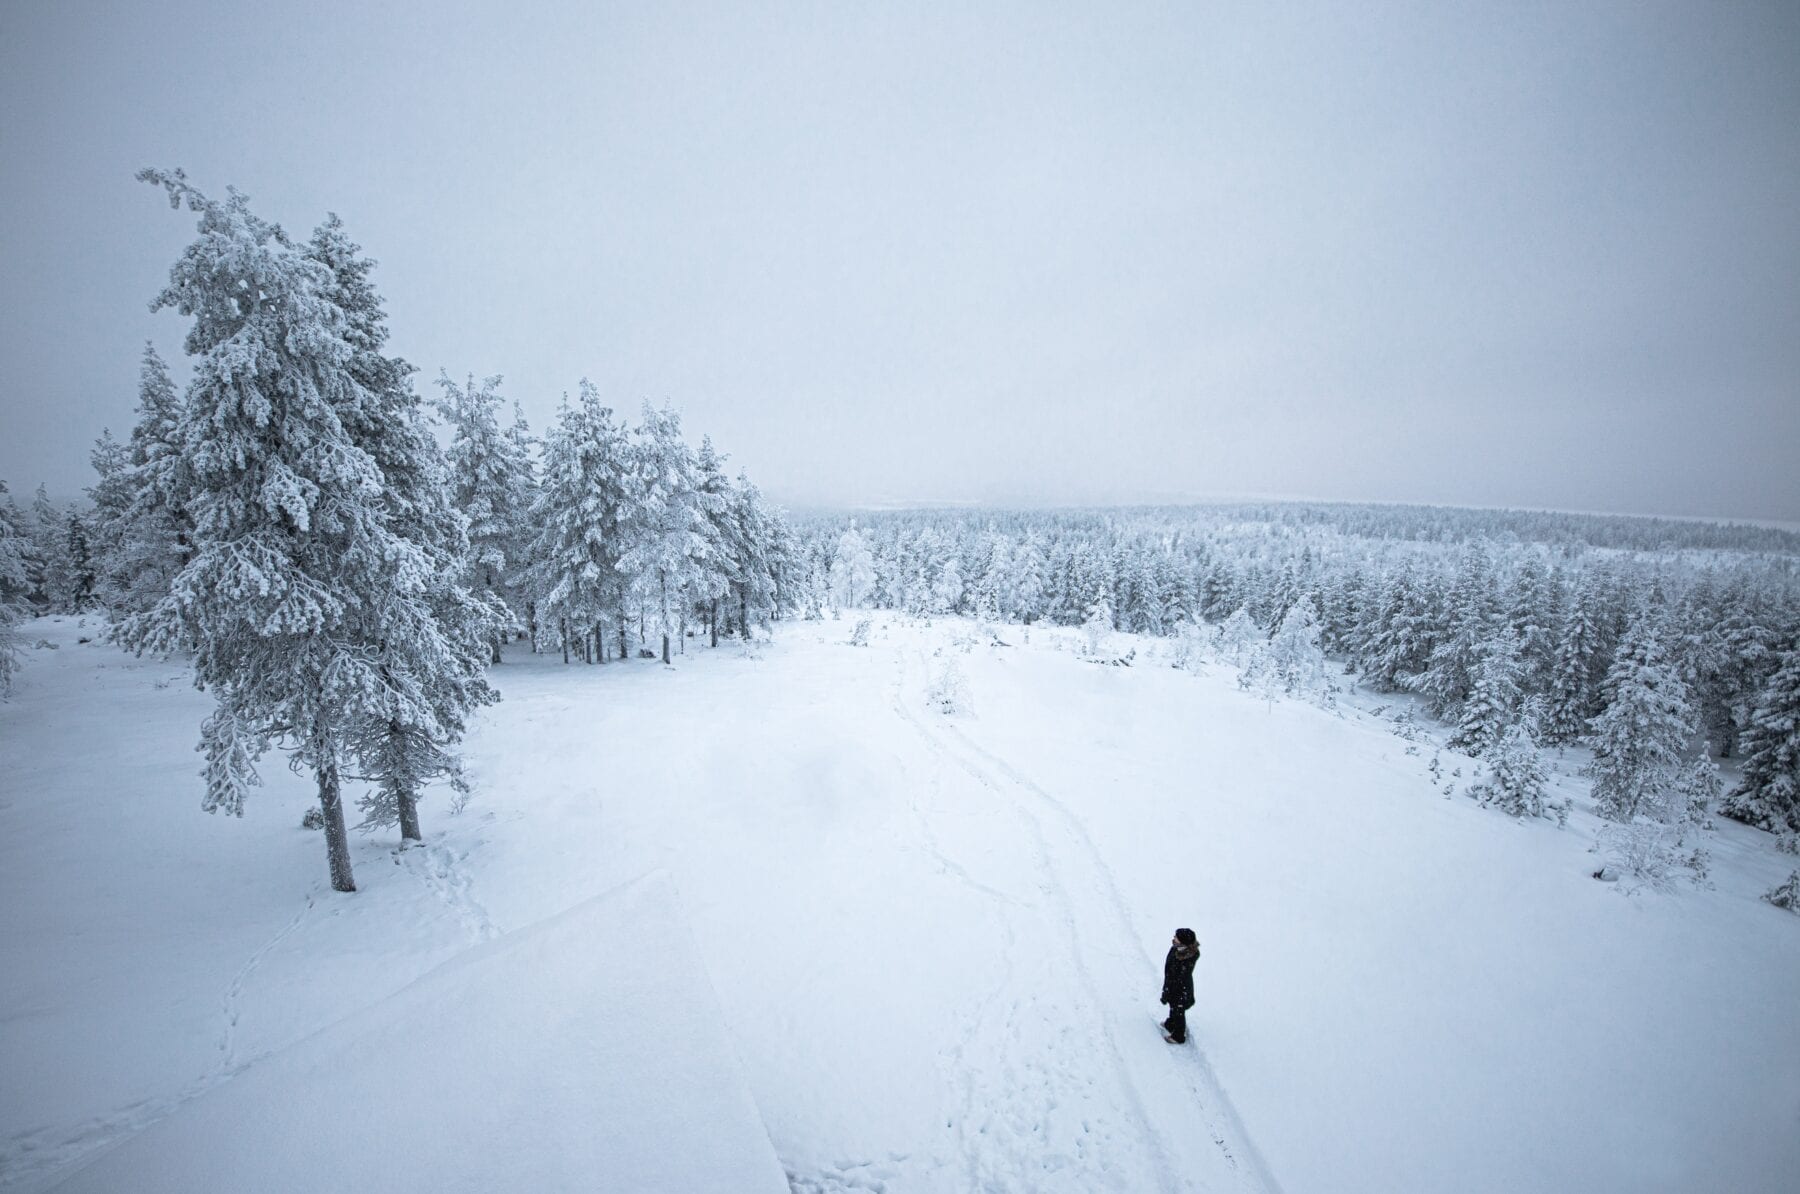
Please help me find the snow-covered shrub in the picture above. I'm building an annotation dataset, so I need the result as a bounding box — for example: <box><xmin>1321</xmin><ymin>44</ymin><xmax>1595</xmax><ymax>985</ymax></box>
<box><xmin>1237</xmin><ymin>642</ymin><xmax>1281</xmax><ymax>704</ymax></box>
<box><xmin>1218</xmin><ymin>608</ymin><xmax>1261</xmax><ymax>667</ymax></box>
<box><xmin>1673</xmin><ymin>753</ymin><xmax>1723</xmax><ymax>828</ymax></box>
<box><xmin>847</xmin><ymin>618</ymin><xmax>872</xmax><ymax>648</ymax></box>
<box><xmin>1468</xmin><ymin>724</ymin><xmax>1567</xmax><ymax>823</ymax></box>
<box><xmin>1594</xmin><ymin>820</ymin><xmax>1683</xmax><ymax>890</ymax></box>
<box><xmin>1170</xmin><ymin>619</ymin><xmax>1216</xmax><ymax>672</ymax></box>
<box><xmin>1763</xmin><ymin>871</ymin><xmax>1800</xmax><ymax>912</ymax></box>
<box><xmin>928</xmin><ymin>656</ymin><xmax>971</xmax><ymax>716</ymax></box>
<box><xmin>1082</xmin><ymin>598</ymin><xmax>1113</xmax><ymax>658</ymax></box>
<box><xmin>301</xmin><ymin>807</ymin><xmax>326</xmax><ymax>831</ymax></box>
<box><xmin>1264</xmin><ymin>597</ymin><xmax>1333</xmax><ymax>705</ymax></box>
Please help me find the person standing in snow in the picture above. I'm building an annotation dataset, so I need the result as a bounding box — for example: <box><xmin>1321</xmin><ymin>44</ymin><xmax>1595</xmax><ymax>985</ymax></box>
<box><xmin>1160</xmin><ymin>928</ymin><xmax>1200</xmax><ymax>1044</ymax></box>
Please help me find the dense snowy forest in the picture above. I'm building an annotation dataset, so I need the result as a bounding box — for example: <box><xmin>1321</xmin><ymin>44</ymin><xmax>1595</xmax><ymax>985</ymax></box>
<box><xmin>0</xmin><ymin>171</ymin><xmax>801</xmax><ymax>892</ymax></box>
<box><xmin>790</xmin><ymin>504</ymin><xmax>1800</xmax><ymax>866</ymax></box>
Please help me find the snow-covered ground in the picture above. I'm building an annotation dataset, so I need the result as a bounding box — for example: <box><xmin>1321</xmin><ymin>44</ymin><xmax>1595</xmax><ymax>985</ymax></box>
<box><xmin>4</xmin><ymin>613</ymin><xmax>1798</xmax><ymax>1192</ymax></box>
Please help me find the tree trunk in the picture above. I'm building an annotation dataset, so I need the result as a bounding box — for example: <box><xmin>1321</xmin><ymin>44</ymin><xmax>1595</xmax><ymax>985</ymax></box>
<box><xmin>392</xmin><ymin>719</ymin><xmax>423</xmax><ymax>842</ymax></box>
<box><xmin>595</xmin><ymin>621</ymin><xmax>607</xmax><ymax>663</ymax></box>
<box><xmin>662</xmin><ymin>632</ymin><xmax>671</xmax><ymax>665</ymax></box>
<box><xmin>619</xmin><ymin>619</ymin><xmax>627</xmax><ymax>662</ymax></box>
<box><xmin>710</xmin><ymin>598</ymin><xmax>719</xmax><ymax>648</ymax></box>
<box><xmin>528</xmin><ymin>601</ymin><xmax>539</xmax><ymax>653</ymax></box>
<box><xmin>318</xmin><ymin>755</ymin><xmax>356</xmax><ymax>892</ymax></box>
<box><xmin>397</xmin><ymin>786</ymin><xmax>422</xmax><ymax>842</ymax></box>
<box><xmin>560</xmin><ymin>618</ymin><xmax>569</xmax><ymax>664</ymax></box>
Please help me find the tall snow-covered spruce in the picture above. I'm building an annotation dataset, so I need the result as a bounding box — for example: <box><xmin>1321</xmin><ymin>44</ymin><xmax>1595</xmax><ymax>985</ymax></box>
<box><xmin>526</xmin><ymin>381</ymin><xmax>631</xmax><ymax>663</ymax></box>
<box><xmin>0</xmin><ymin>480</ymin><xmax>31</xmax><ymax>694</ymax></box>
<box><xmin>303</xmin><ymin>213</ymin><xmax>505</xmax><ymax>843</ymax></box>
<box><xmin>1584</xmin><ymin>607</ymin><xmax>1696</xmax><ymax>824</ymax></box>
<box><xmin>434</xmin><ymin>372</ymin><xmax>538</xmax><ymax>660</ymax></box>
<box><xmin>617</xmin><ymin>403</ymin><xmax>717</xmax><ymax>665</ymax></box>
<box><xmin>120</xmin><ymin>171</ymin><xmax>493</xmax><ymax>889</ymax></box>
<box><xmin>1722</xmin><ymin>638</ymin><xmax>1800</xmax><ymax>834</ymax></box>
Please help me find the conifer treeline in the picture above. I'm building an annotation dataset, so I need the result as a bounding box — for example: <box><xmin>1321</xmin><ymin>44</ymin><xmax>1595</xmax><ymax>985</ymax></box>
<box><xmin>797</xmin><ymin>507</ymin><xmax>1800</xmax><ymax>839</ymax></box>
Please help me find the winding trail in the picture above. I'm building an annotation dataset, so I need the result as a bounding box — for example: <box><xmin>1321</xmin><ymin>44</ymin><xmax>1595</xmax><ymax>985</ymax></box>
<box><xmin>892</xmin><ymin>645</ymin><xmax>1182</xmax><ymax>1191</ymax></box>
<box><xmin>893</xmin><ymin>640</ymin><xmax>1282</xmax><ymax>1194</ymax></box>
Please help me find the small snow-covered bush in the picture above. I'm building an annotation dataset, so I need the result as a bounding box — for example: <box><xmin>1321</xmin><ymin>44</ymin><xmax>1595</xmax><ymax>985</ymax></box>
<box><xmin>846</xmin><ymin>618</ymin><xmax>872</xmax><ymax>647</ymax></box>
<box><xmin>1218</xmin><ymin>608</ymin><xmax>1261</xmax><ymax>667</ymax></box>
<box><xmin>1593</xmin><ymin>817</ymin><xmax>1710</xmax><ymax>892</ymax></box>
<box><xmin>301</xmin><ymin>807</ymin><xmax>326</xmax><ymax>831</ymax></box>
<box><xmin>1082</xmin><ymin>599</ymin><xmax>1113</xmax><ymax>659</ymax></box>
<box><xmin>1763</xmin><ymin>871</ymin><xmax>1800</xmax><ymax>912</ymax></box>
<box><xmin>1468</xmin><ymin>724</ymin><xmax>1568</xmax><ymax>824</ymax></box>
<box><xmin>1170</xmin><ymin>619</ymin><xmax>1215</xmax><ymax>672</ymax></box>
<box><xmin>928</xmin><ymin>657</ymin><xmax>971</xmax><ymax>716</ymax></box>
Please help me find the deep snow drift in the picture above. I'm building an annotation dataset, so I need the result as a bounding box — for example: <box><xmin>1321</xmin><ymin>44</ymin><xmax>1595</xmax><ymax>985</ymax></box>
<box><xmin>3</xmin><ymin>614</ymin><xmax>1799</xmax><ymax>1193</ymax></box>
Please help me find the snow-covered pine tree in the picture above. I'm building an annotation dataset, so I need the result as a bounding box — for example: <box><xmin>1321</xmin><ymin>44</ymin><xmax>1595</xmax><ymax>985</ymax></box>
<box><xmin>1449</xmin><ymin>627</ymin><xmax>1525</xmax><ymax>757</ymax></box>
<box><xmin>118</xmin><ymin>169</ymin><xmax>436</xmax><ymax>891</ymax></box>
<box><xmin>1700</xmin><ymin>586</ymin><xmax>1779</xmax><ymax>760</ymax></box>
<box><xmin>617</xmin><ymin>403</ymin><xmax>714</xmax><ymax>665</ymax></box>
<box><xmin>1408</xmin><ymin>540</ymin><xmax>1498</xmax><ymax>718</ymax></box>
<box><xmin>0</xmin><ymin>480</ymin><xmax>30</xmax><ymax>695</ymax></box>
<box><xmin>721</xmin><ymin>472</ymin><xmax>782</xmax><ymax>639</ymax></box>
<box><xmin>1355</xmin><ymin>561</ymin><xmax>1437</xmax><ymax>691</ymax></box>
<box><xmin>85</xmin><ymin>427</ymin><xmax>131</xmax><ymax>589</ymax></box>
<box><xmin>1721</xmin><ymin>638</ymin><xmax>1800</xmax><ymax>834</ymax></box>
<box><xmin>527</xmin><ymin>382</ymin><xmax>630</xmax><ymax>663</ymax></box>
<box><xmin>1266</xmin><ymin>594</ymin><xmax>1329</xmax><ymax>700</ymax></box>
<box><xmin>1010</xmin><ymin>533</ymin><xmax>1046</xmax><ymax>623</ymax></box>
<box><xmin>1542</xmin><ymin>572</ymin><xmax>1611</xmax><ymax>744</ymax></box>
<box><xmin>29</xmin><ymin>485</ymin><xmax>73</xmax><ymax>612</ymax></box>
<box><xmin>829</xmin><ymin>521</ymin><xmax>876</xmax><ymax>614</ymax></box>
<box><xmin>933</xmin><ymin>553</ymin><xmax>965</xmax><ymax>616</ymax></box>
<box><xmin>1506</xmin><ymin>554</ymin><xmax>1563</xmax><ymax>690</ymax></box>
<box><xmin>1584</xmin><ymin>607</ymin><xmax>1695</xmax><ymax>822</ymax></box>
<box><xmin>64</xmin><ymin>513</ymin><xmax>96</xmax><ymax>611</ymax></box>
<box><xmin>303</xmin><ymin>213</ymin><xmax>505</xmax><ymax>841</ymax></box>
<box><xmin>691</xmin><ymin>436</ymin><xmax>735</xmax><ymax>646</ymax></box>
<box><xmin>434</xmin><ymin>372</ymin><xmax>538</xmax><ymax>661</ymax></box>
<box><xmin>100</xmin><ymin>344</ymin><xmax>195</xmax><ymax>615</ymax></box>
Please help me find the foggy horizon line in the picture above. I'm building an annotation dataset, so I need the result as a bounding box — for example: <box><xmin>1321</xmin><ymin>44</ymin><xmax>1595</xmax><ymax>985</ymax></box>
<box><xmin>16</xmin><ymin>471</ymin><xmax>1798</xmax><ymax>536</ymax></box>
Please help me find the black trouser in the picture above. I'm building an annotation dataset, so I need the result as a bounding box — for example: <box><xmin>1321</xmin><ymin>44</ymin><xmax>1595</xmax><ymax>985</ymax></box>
<box><xmin>1163</xmin><ymin>1001</ymin><xmax>1191</xmax><ymax>1042</ymax></box>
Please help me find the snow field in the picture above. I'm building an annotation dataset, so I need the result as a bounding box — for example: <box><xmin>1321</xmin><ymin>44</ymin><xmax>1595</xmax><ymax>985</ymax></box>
<box><xmin>4</xmin><ymin>613</ymin><xmax>1800</xmax><ymax>1192</ymax></box>
<box><xmin>49</xmin><ymin>873</ymin><xmax>788</xmax><ymax>1193</ymax></box>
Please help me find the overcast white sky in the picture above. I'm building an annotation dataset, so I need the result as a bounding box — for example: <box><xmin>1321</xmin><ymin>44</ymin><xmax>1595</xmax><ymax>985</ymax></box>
<box><xmin>2</xmin><ymin>1</ymin><xmax>1796</xmax><ymax>520</ymax></box>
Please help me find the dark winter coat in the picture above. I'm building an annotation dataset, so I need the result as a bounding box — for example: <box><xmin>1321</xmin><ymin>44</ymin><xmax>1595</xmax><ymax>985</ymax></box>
<box><xmin>1161</xmin><ymin>942</ymin><xmax>1199</xmax><ymax>1010</ymax></box>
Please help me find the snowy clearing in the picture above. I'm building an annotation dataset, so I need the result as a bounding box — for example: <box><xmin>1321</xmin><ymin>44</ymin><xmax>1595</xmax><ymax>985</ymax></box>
<box><xmin>4</xmin><ymin>613</ymin><xmax>1799</xmax><ymax>1192</ymax></box>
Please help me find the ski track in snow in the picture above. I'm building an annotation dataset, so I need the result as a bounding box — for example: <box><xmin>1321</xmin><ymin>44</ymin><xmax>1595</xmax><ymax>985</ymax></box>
<box><xmin>894</xmin><ymin>639</ymin><xmax>1282</xmax><ymax>1194</ymax></box>
<box><xmin>0</xmin><ymin>886</ymin><xmax>322</xmax><ymax>1192</ymax></box>
<box><xmin>891</xmin><ymin>643</ymin><xmax>1184</xmax><ymax>1193</ymax></box>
